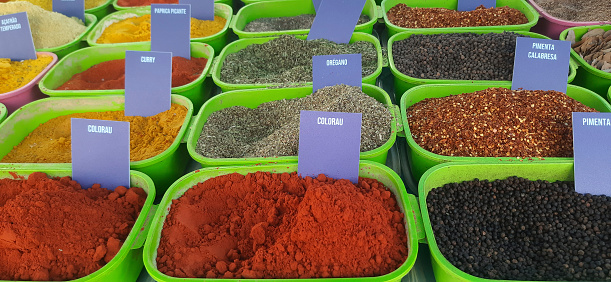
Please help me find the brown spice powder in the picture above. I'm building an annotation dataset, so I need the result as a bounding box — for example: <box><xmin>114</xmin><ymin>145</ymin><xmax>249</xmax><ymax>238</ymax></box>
<box><xmin>406</xmin><ymin>88</ymin><xmax>597</xmax><ymax>158</ymax></box>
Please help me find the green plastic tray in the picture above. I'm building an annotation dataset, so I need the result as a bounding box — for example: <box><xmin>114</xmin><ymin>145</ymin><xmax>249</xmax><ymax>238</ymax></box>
<box><xmin>211</xmin><ymin>32</ymin><xmax>383</xmax><ymax>92</ymax></box>
<box><xmin>231</xmin><ymin>0</ymin><xmax>377</xmax><ymax>39</ymax></box>
<box><xmin>0</xmin><ymin>164</ymin><xmax>156</xmax><ymax>282</ymax></box>
<box><xmin>187</xmin><ymin>84</ymin><xmax>398</xmax><ymax>167</ymax></box>
<box><xmin>86</xmin><ymin>0</ymin><xmax>114</xmax><ymax>20</ymax></box>
<box><xmin>88</xmin><ymin>4</ymin><xmax>232</xmax><ymax>54</ymax></box>
<box><xmin>399</xmin><ymin>83</ymin><xmax>611</xmax><ymax>183</ymax></box>
<box><xmin>143</xmin><ymin>161</ymin><xmax>422</xmax><ymax>282</ymax></box>
<box><xmin>380</xmin><ymin>0</ymin><xmax>539</xmax><ymax>37</ymax></box>
<box><xmin>0</xmin><ymin>103</ymin><xmax>6</xmax><ymax>125</ymax></box>
<box><xmin>419</xmin><ymin>161</ymin><xmax>578</xmax><ymax>282</ymax></box>
<box><xmin>39</xmin><ymin>42</ymin><xmax>214</xmax><ymax>110</ymax></box>
<box><xmin>113</xmin><ymin>0</ymin><xmax>232</xmax><ymax>10</ymax></box>
<box><xmin>388</xmin><ymin>29</ymin><xmax>578</xmax><ymax>100</ymax></box>
<box><xmin>37</xmin><ymin>13</ymin><xmax>97</xmax><ymax>59</ymax></box>
<box><xmin>0</xmin><ymin>95</ymin><xmax>194</xmax><ymax>196</ymax></box>
<box><xmin>560</xmin><ymin>25</ymin><xmax>611</xmax><ymax>98</ymax></box>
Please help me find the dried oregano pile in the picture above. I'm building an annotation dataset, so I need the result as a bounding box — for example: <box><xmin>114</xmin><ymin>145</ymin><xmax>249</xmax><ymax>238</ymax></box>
<box><xmin>220</xmin><ymin>35</ymin><xmax>377</xmax><ymax>85</ymax></box>
<box><xmin>196</xmin><ymin>85</ymin><xmax>391</xmax><ymax>158</ymax></box>
<box><xmin>244</xmin><ymin>14</ymin><xmax>370</xmax><ymax>32</ymax></box>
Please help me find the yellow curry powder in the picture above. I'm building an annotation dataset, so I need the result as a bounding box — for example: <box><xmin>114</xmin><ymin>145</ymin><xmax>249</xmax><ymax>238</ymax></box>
<box><xmin>1</xmin><ymin>103</ymin><xmax>188</xmax><ymax>163</ymax></box>
<box><xmin>0</xmin><ymin>54</ymin><xmax>53</xmax><ymax>94</ymax></box>
<box><xmin>96</xmin><ymin>14</ymin><xmax>226</xmax><ymax>44</ymax></box>
<box><xmin>7</xmin><ymin>0</ymin><xmax>107</xmax><ymax>10</ymax></box>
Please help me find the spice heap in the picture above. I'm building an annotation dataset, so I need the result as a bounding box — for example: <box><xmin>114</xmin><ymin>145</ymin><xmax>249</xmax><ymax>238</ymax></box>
<box><xmin>196</xmin><ymin>85</ymin><xmax>391</xmax><ymax>158</ymax></box>
<box><xmin>393</xmin><ymin>32</ymin><xmax>527</xmax><ymax>80</ymax></box>
<box><xmin>532</xmin><ymin>0</ymin><xmax>611</xmax><ymax>22</ymax></box>
<box><xmin>244</xmin><ymin>14</ymin><xmax>370</xmax><ymax>32</ymax></box>
<box><xmin>386</xmin><ymin>4</ymin><xmax>528</xmax><ymax>29</ymax></box>
<box><xmin>427</xmin><ymin>177</ymin><xmax>611</xmax><ymax>281</ymax></box>
<box><xmin>570</xmin><ymin>29</ymin><xmax>611</xmax><ymax>73</ymax></box>
<box><xmin>96</xmin><ymin>14</ymin><xmax>226</xmax><ymax>44</ymax></box>
<box><xmin>2</xmin><ymin>104</ymin><xmax>188</xmax><ymax>163</ymax></box>
<box><xmin>6</xmin><ymin>0</ymin><xmax>107</xmax><ymax>10</ymax></box>
<box><xmin>221</xmin><ymin>35</ymin><xmax>377</xmax><ymax>84</ymax></box>
<box><xmin>57</xmin><ymin>57</ymin><xmax>208</xmax><ymax>90</ymax></box>
<box><xmin>0</xmin><ymin>54</ymin><xmax>53</xmax><ymax>94</ymax></box>
<box><xmin>117</xmin><ymin>0</ymin><xmax>177</xmax><ymax>6</ymax></box>
<box><xmin>0</xmin><ymin>172</ymin><xmax>147</xmax><ymax>281</ymax></box>
<box><xmin>156</xmin><ymin>172</ymin><xmax>408</xmax><ymax>279</ymax></box>
<box><xmin>407</xmin><ymin>87</ymin><xmax>596</xmax><ymax>157</ymax></box>
<box><xmin>0</xmin><ymin>2</ymin><xmax>86</xmax><ymax>49</ymax></box>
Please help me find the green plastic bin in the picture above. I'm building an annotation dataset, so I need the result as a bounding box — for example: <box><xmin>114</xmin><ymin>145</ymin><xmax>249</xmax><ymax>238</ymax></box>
<box><xmin>388</xmin><ymin>30</ymin><xmax>578</xmax><ymax>100</ymax></box>
<box><xmin>0</xmin><ymin>165</ymin><xmax>155</xmax><ymax>282</ymax></box>
<box><xmin>231</xmin><ymin>0</ymin><xmax>377</xmax><ymax>39</ymax></box>
<box><xmin>0</xmin><ymin>103</ymin><xmax>6</xmax><ymax>124</ymax></box>
<box><xmin>39</xmin><ymin>42</ymin><xmax>214</xmax><ymax>110</ymax></box>
<box><xmin>211</xmin><ymin>32</ymin><xmax>383</xmax><ymax>92</ymax></box>
<box><xmin>187</xmin><ymin>84</ymin><xmax>398</xmax><ymax>167</ymax></box>
<box><xmin>560</xmin><ymin>25</ymin><xmax>611</xmax><ymax>98</ymax></box>
<box><xmin>380</xmin><ymin>0</ymin><xmax>539</xmax><ymax>37</ymax></box>
<box><xmin>419</xmin><ymin>161</ymin><xmax>579</xmax><ymax>282</ymax></box>
<box><xmin>143</xmin><ymin>161</ymin><xmax>421</xmax><ymax>282</ymax></box>
<box><xmin>37</xmin><ymin>13</ymin><xmax>97</xmax><ymax>59</ymax></box>
<box><xmin>88</xmin><ymin>4</ymin><xmax>232</xmax><ymax>54</ymax></box>
<box><xmin>113</xmin><ymin>0</ymin><xmax>231</xmax><ymax>10</ymax></box>
<box><xmin>0</xmin><ymin>94</ymin><xmax>194</xmax><ymax>196</ymax></box>
<box><xmin>86</xmin><ymin>0</ymin><xmax>115</xmax><ymax>20</ymax></box>
<box><xmin>399</xmin><ymin>83</ymin><xmax>611</xmax><ymax>183</ymax></box>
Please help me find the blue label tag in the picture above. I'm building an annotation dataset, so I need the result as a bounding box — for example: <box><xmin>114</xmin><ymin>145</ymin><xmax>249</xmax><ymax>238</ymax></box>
<box><xmin>298</xmin><ymin>110</ymin><xmax>362</xmax><ymax>184</ymax></box>
<box><xmin>457</xmin><ymin>0</ymin><xmax>496</xmax><ymax>11</ymax></box>
<box><xmin>179</xmin><ymin>0</ymin><xmax>214</xmax><ymax>20</ymax></box>
<box><xmin>312</xmin><ymin>0</ymin><xmax>322</xmax><ymax>12</ymax></box>
<box><xmin>572</xmin><ymin>112</ymin><xmax>611</xmax><ymax>196</ymax></box>
<box><xmin>307</xmin><ymin>0</ymin><xmax>366</xmax><ymax>44</ymax></box>
<box><xmin>125</xmin><ymin>51</ymin><xmax>172</xmax><ymax>117</ymax></box>
<box><xmin>151</xmin><ymin>4</ymin><xmax>191</xmax><ymax>59</ymax></box>
<box><xmin>511</xmin><ymin>37</ymin><xmax>571</xmax><ymax>93</ymax></box>
<box><xmin>312</xmin><ymin>54</ymin><xmax>362</xmax><ymax>92</ymax></box>
<box><xmin>53</xmin><ymin>0</ymin><xmax>85</xmax><ymax>23</ymax></box>
<box><xmin>71</xmin><ymin>118</ymin><xmax>130</xmax><ymax>190</ymax></box>
<box><xmin>0</xmin><ymin>12</ymin><xmax>36</xmax><ymax>61</ymax></box>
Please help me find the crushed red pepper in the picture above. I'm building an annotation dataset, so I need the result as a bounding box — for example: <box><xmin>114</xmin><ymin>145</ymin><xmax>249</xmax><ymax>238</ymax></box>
<box><xmin>406</xmin><ymin>87</ymin><xmax>597</xmax><ymax>158</ymax></box>
<box><xmin>386</xmin><ymin>5</ymin><xmax>528</xmax><ymax>29</ymax></box>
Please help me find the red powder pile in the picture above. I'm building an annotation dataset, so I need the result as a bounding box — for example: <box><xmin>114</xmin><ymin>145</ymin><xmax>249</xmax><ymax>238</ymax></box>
<box><xmin>57</xmin><ymin>56</ymin><xmax>208</xmax><ymax>90</ymax></box>
<box><xmin>117</xmin><ymin>0</ymin><xmax>177</xmax><ymax>7</ymax></box>
<box><xmin>0</xmin><ymin>172</ymin><xmax>147</xmax><ymax>281</ymax></box>
<box><xmin>156</xmin><ymin>172</ymin><xmax>408</xmax><ymax>279</ymax></box>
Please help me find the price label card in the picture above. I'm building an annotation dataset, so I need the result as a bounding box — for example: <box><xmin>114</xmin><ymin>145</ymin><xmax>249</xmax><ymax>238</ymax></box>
<box><xmin>457</xmin><ymin>0</ymin><xmax>496</xmax><ymax>11</ymax></box>
<box><xmin>512</xmin><ymin>37</ymin><xmax>571</xmax><ymax>93</ymax></box>
<box><xmin>0</xmin><ymin>12</ymin><xmax>36</xmax><ymax>61</ymax></box>
<box><xmin>53</xmin><ymin>0</ymin><xmax>85</xmax><ymax>23</ymax></box>
<box><xmin>151</xmin><ymin>4</ymin><xmax>191</xmax><ymax>59</ymax></box>
<box><xmin>125</xmin><ymin>51</ymin><xmax>172</xmax><ymax>117</ymax></box>
<box><xmin>312</xmin><ymin>0</ymin><xmax>322</xmax><ymax>12</ymax></box>
<box><xmin>179</xmin><ymin>0</ymin><xmax>214</xmax><ymax>20</ymax></box>
<box><xmin>572</xmin><ymin>112</ymin><xmax>611</xmax><ymax>196</ymax></box>
<box><xmin>71</xmin><ymin>118</ymin><xmax>130</xmax><ymax>190</ymax></box>
<box><xmin>307</xmin><ymin>0</ymin><xmax>366</xmax><ymax>44</ymax></box>
<box><xmin>298</xmin><ymin>110</ymin><xmax>362</xmax><ymax>184</ymax></box>
<box><xmin>312</xmin><ymin>54</ymin><xmax>361</xmax><ymax>92</ymax></box>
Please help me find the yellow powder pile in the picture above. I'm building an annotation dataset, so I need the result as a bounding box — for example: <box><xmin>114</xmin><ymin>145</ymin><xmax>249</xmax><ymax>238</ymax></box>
<box><xmin>0</xmin><ymin>54</ymin><xmax>53</xmax><ymax>94</ymax></box>
<box><xmin>96</xmin><ymin>14</ymin><xmax>226</xmax><ymax>44</ymax></box>
<box><xmin>0</xmin><ymin>2</ymin><xmax>87</xmax><ymax>49</ymax></box>
<box><xmin>6</xmin><ymin>0</ymin><xmax>107</xmax><ymax>10</ymax></box>
<box><xmin>2</xmin><ymin>103</ymin><xmax>188</xmax><ymax>163</ymax></box>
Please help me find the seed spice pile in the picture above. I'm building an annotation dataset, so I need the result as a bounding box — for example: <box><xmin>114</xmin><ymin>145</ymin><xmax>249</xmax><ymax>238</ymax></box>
<box><xmin>569</xmin><ymin>29</ymin><xmax>611</xmax><ymax>73</ymax></box>
<box><xmin>220</xmin><ymin>35</ymin><xmax>377</xmax><ymax>85</ymax></box>
<box><xmin>532</xmin><ymin>0</ymin><xmax>611</xmax><ymax>22</ymax></box>
<box><xmin>392</xmin><ymin>32</ymin><xmax>527</xmax><ymax>80</ymax></box>
<box><xmin>427</xmin><ymin>177</ymin><xmax>611</xmax><ymax>281</ymax></box>
<box><xmin>386</xmin><ymin>5</ymin><xmax>528</xmax><ymax>29</ymax></box>
<box><xmin>407</xmin><ymin>87</ymin><xmax>597</xmax><ymax>158</ymax></box>
<box><xmin>244</xmin><ymin>14</ymin><xmax>370</xmax><ymax>32</ymax></box>
<box><xmin>196</xmin><ymin>85</ymin><xmax>391</xmax><ymax>158</ymax></box>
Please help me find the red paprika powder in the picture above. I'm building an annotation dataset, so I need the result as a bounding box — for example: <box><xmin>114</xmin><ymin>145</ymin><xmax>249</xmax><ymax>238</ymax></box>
<box><xmin>156</xmin><ymin>172</ymin><xmax>408</xmax><ymax>279</ymax></box>
<box><xmin>0</xmin><ymin>172</ymin><xmax>147</xmax><ymax>281</ymax></box>
<box><xmin>57</xmin><ymin>56</ymin><xmax>208</xmax><ymax>90</ymax></box>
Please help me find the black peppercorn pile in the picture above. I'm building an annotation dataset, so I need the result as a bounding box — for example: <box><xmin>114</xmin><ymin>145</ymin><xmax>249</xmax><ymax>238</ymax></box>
<box><xmin>407</xmin><ymin>87</ymin><xmax>597</xmax><ymax>158</ymax></box>
<box><xmin>392</xmin><ymin>32</ymin><xmax>527</xmax><ymax>80</ymax></box>
<box><xmin>427</xmin><ymin>177</ymin><xmax>611</xmax><ymax>281</ymax></box>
